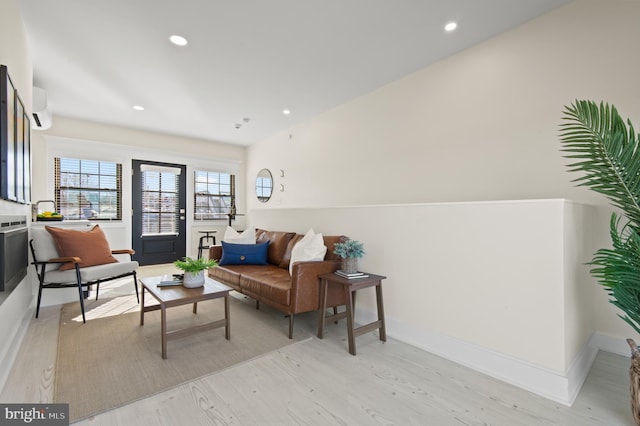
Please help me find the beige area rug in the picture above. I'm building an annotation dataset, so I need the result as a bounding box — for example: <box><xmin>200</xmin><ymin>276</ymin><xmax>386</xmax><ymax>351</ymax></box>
<box><xmin>54</xmin><ymin>270</ymin><xmax>308</xmax><ymax>422</ymax></box>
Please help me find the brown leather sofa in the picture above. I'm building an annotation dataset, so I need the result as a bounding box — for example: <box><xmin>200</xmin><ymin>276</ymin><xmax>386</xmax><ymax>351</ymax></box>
<box><xmin>208</xmin><ymin>229</ymin><xmax>347</xmax><ymax>338</ymax></box>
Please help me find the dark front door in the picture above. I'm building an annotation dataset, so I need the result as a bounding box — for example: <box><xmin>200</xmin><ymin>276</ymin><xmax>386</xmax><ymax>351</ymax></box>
<box><xmin>132</xmin><ymin>160</ymin><xmax>186</xmax><ymax>265</ymax></box>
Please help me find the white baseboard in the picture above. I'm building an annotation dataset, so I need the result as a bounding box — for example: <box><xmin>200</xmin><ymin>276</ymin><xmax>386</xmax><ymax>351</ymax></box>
<box><xmin>589</xmin><ymin>332</ymin><xmax>635</xmax><ymax>357</ymax></box>
<box><xmin>355</xmin><ymin>306</ymin><xmax>598</xmax><ymax>406</ymax></box>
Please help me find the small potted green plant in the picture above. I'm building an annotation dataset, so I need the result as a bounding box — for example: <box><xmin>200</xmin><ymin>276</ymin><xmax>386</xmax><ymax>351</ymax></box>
<box><xmin>174</xmin><ymin>257</ymin><xmax>218</xmax><ymax>288</ymax></box>
<box><xmin>333</xmin><ymin>239</ymin><xmax>365</xmax><ymax>274</ymax></box>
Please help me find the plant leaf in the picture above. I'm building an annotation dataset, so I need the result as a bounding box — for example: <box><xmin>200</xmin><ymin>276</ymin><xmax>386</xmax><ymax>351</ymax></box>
<box><xmin>590</xmin><ymin>214</ymin><xmax>640</xmax><ymax>334</ymax></box>
<box><xmin>560</xmin><ymin>100</ymin><xmax>640</xmax><ymax>233</ymax></box>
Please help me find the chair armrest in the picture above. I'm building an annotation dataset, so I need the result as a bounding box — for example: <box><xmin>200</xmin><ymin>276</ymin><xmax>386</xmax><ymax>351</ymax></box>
<box><xmin>112</xmin><ymin>249</ymin><xmax>135</xmax><ymax>255</ymax></box>
<box><xmin>209</xmin><ymin>245</ymin><xmax>223</xmax><ymax>261</ymax></box>
<box><xmin>47</xmin><ymin>256</ymin><xmax>81</xmax><ymax>264</ymax></box>
<box><xmin>290</xmin><ymin>260</ymin><xmax>341</xmax><ymax>313</ymax></box>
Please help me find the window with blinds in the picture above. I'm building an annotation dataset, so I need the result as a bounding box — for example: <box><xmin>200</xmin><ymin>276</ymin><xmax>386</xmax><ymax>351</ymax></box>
<box><xmin>55</xmin><ymin>157</ymin><xmax>122</xmax><ymax>220</ymax></box>
<box><xmin>194</xmin><ymin>171</ymin><xmax>235</xmax><ymax>220</ymax></box>
<box><xmin>140</xmin><ymin>164</ymin><xmax>181</xmax><ymax>235</ymax></box>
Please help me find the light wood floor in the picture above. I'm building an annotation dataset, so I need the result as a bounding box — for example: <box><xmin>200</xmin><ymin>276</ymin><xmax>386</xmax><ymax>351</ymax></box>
<box><xmin>1</xmin><ymin>273</ymin><xmax>636</xmax><ymax>425</ymax></box>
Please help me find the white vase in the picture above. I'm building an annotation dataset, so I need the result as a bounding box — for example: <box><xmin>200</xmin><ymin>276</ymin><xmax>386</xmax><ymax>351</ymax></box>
<box><xmin>182</xmin><ymin>270</ymin><xmax>205</xmax><ymax>288</ymax></box>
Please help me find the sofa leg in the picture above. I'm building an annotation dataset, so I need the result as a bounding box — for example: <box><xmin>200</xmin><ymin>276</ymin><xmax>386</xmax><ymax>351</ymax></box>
<box><xmin>288</xmin><ymin>314</ymin><xmax>294</xmax><ymax>339</ymax></box>
<box><xmin>256</xmin><ymin>300</ymin><xmax>260</xmax><ymax>310</ymax></box>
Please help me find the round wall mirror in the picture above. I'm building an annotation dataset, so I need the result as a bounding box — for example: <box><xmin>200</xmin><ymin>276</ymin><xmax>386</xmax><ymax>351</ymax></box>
<box><xmin>255</xmin><ymin>168</ymin><xmax>273</xmax><ymax>203</ymax></box>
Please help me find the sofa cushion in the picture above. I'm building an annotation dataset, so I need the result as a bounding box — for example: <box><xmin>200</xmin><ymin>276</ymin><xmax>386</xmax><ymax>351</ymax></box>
<box><xmin>222</xmin><ymin>226</ymin><xmax>256</xmax><ymax>244</ymax></box>
<box><xmin>42</xmin><ymin>260</ymin><xmax>138</xmax><ymax>284</ymax></box>
<box><xmin>279</xmin><ymin>234</ymin><xmax>302</xmax><ymax>269</ymax></box>
<box><xmin>239</xmin><ymin>265</ymin><xmax>291</xmax><ymax>306</ymax></box>
<box><xmin>209</xmin><ymin>264</ymin><xmax>243</xmax><ymax>288</ymax></box>
<box><xmin>45</xmin><ymin>225</ymin><xmax>118</xmax><ymax>271</ymax></box>
<box><xmin>219</xmin><ymin>241</ymin><xmax>269</xmax><ymax>265</ymax></box>
<box><xmin>289</xmin><ymin>229</ymin><xmax>327</xmax><ymax>274</ymax></box>
<box><xmin>256</xmin><ymin>230</ymin><xmax>295</xmax><ymax>266</ymax></box>
<box><xmin>281</xmin><ymin>233</ymin><xmax>346</xmax><ymax>267</ymax></box>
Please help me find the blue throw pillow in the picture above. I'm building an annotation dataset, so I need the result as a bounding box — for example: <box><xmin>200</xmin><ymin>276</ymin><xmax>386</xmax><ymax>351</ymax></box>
<box><xmin>219</xmin><ymin>241</ymin><xmax>270</xmax><ymax>266</ymax></box>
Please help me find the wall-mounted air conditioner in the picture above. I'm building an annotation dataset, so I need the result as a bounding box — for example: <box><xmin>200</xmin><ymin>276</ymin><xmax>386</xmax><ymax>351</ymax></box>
<box><xmin>32</xmin><ymin>86</ymin><xmax>52</xmax><ymax>130</ymax></box>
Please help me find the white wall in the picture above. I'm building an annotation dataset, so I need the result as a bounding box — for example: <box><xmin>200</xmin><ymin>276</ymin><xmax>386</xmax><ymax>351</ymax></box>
<box><xmin>249</xmin><ymin>0</ymin><xmax>640</xmax><ymax>210</ymax></box>
<box><xmin>250</xmin><ymin>200</ymin><xmax>596</xmax><ymax>405</ymax></box>
<box><xmin>246</xmin><ymin>0</ymin><xmax>640</xmax><ymax>345</ymax></box>
<box><xmin>0</xmin><ymin>0</ymin><xmax>34</xmax><ymax>393</ymax></box>
<box><xmin>563</xmin><ymin>201</ymin><xmax>597</xmax><ymax>366</ymax></box>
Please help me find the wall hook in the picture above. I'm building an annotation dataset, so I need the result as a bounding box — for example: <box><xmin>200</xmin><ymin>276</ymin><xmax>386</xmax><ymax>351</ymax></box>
<box><xmin>280</xmin><ymin>184</ymin><xmax>285</xmax><ymax>192</ymax></box>
<box><xmin>280</xmin><ymin>169</ymin><xmax>285</xmax><ymax>177</ymax></box>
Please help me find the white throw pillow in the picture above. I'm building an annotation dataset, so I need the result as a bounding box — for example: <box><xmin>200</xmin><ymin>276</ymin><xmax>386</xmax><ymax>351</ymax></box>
<box><xmin>223</xmin><ymin>226</ymin><xmax>256</xmax><ymax>244</ymax></box>
<box><xmin>289</xmin><ymin>228</ymin><xmax>327</xmax><ymax>275</ymax></box>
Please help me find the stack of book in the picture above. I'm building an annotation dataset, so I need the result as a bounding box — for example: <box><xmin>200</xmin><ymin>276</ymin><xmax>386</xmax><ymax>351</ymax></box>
<box><xmin>335</xmin><ymin>270</ymin><xmax>369</xmax><ymax>279</ymax></box>
<box><xmin>157</xmin><ymin>274</ymin><xmax>184</xmax><ymax>287</ymax></box>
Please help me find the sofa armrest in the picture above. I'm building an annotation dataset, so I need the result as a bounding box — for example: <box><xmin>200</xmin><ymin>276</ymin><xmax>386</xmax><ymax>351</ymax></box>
<box><xmin>209</xmin><ymin>245</ymin><xmax>223</xmax><ymax>261</ymax></box>
<box><xmin>289</xmin><ymin>260</ymin><xmax>341</xmax><ymax>313</ymax></box>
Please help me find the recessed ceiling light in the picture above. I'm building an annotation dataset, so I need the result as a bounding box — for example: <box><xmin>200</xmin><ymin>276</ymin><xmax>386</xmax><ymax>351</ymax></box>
<box><xmin>282</xmin><ymin>109</ymin><xmax>291</xmax><ymax>115</ymax></box>
<box><xmin>132</xmin><ymin>105</ymin><xmax>145</xmax><ymax>111</ymax></box>
<box><xmin>169</xmin><ymin>35</ymin><xmax>188</xmax><ymax>46</ymax></box>
<box><xmin>444</xmin><ymin>22</ymin><xmax>458</xmax><ymax>32</ymax></box>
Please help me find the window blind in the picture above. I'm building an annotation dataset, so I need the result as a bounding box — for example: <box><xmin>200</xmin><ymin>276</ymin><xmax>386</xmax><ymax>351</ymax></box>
<box><xmin>140</xmin><ymin>167</ymin><xmax>180</xmax><ymax>235</ymax></box>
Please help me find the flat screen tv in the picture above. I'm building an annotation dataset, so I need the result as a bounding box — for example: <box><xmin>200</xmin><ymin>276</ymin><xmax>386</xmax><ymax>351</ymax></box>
<box><xmin>0</xmin><ymin>64</ymin><xmax>31</xmax><ymax>204</ymax></box>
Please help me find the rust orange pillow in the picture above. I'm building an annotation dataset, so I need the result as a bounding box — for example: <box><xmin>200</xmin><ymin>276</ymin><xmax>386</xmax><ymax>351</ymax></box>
<box><xmin>45</xmin><ymin>225</ymin><xmax>117</xmax><ymax>271</ymax></box>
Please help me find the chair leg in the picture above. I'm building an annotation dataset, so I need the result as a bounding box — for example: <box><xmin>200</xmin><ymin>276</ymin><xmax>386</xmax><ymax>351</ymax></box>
<box><xmin>76</xmin><ymin>266</ymin><xmax>86</xmax><ymax>323</ymax></box>
<box><xmin>95</xmin><ymin>280</ymin><xmax>100</xmax><ymax>300</ymax></box>
<box><xmin>35</xmin><ymin>285</ymin><xmax>43</xmax><ymax>319</ymax></box>
<box><xmin>288</xmin><ymin>314</ymin><xmax>294</xmax><ymax>339</ymax></box>
<box><xmin>133</xmin><ymin>271</ymin><xmax>140</xmax><ymax>303</ymax></box>
<box><xmin>35</xmin><ymin>265</ymin><xmax>46</xmax><ymax>319</ymax></box>
<box><xmin>256</xmin><ymin>300</ymin><xmax>260</xmax><ymax>310</ymax></box>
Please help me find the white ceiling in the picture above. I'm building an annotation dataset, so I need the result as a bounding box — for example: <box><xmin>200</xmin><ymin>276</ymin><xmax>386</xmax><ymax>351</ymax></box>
<box><xmin>17</xmin><ymin>0</ymin><xmax>571</xmax><ymax>146</ymax></box>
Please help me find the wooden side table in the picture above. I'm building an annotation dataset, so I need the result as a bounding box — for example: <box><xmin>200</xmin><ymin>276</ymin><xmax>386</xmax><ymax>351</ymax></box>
<box><xmin>317</xmin><ymin>272</ymin><xmax>387</xmax><ymax>355</ymax></box>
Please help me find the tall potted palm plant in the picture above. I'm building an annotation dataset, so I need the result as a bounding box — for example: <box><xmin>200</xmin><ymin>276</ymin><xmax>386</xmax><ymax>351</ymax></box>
<box><xmin>560</xmin><ymin>100</ymin><xmax>640</xmax><ymax>423</ymax></box>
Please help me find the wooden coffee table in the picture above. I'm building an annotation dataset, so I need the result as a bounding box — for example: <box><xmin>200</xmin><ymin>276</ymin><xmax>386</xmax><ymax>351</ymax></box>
<box><xmin>140</xmin><ymin>275</ymin><xmax>232</xmax><ymax>359</ymax></box>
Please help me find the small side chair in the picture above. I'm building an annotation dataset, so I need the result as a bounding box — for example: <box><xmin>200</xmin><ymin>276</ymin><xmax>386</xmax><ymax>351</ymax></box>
<box><xmin>30</xmin><ymin>226</ymin><xmax>139</xmax><ymax>323</ymax></box>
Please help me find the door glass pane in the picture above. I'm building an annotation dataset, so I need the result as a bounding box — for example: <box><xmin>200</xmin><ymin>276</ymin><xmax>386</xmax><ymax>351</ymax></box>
<box><xmin>159</xmin><ymin>214</ymin><xmax>176</xmax><ymax>233</ymax></box>
<box><xmin>141</xmin><ymin>169</ymin><xmax>180</xmax><ymax>236</ymax></box>
<box><xmin>161</xmin><ymin>193</ymin><xmax>177</xmax><ymax>212</ymax></box>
